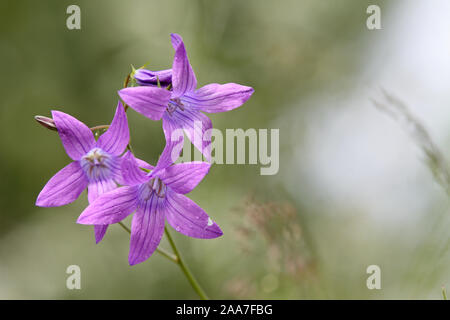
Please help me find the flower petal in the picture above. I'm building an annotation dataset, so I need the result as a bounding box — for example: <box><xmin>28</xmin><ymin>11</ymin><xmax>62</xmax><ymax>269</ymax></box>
<box><xmin>112</xmin><ymin>156</ymin><xmax>126</xmax><ymax>186</ymax></box>
<box><xmin>164</xmin><ymin>191</ymin><xmax>223</xmax><ymax>239</ymax></box>
<box><xmin>113</xmin><ymin>156</ymin><xmax>152</xmax><ymax>186</ymax></box>
<box><xmin>184</xmin><ymin>83</ymin><xmax>254</xmax><ymax>113</ymax></box>
<box><xmin>128</xmin><ymin>195</ymin><xmax>165</xmax><ymax>265</ymax></box>
<box><xmin>87</xmin><ymin>178</ymin><xmax>117</xmax><ymax>243</ymax></box>
<box><xmin>153</xmin><ymin>122</ymin><xmax>184</xmax><ymax>172</ymax></box>
<box><xmin>163</xmin><ymin>108</ymin><xmax>212</xmax><ymax>160</ymax></box>
<box><xmin>87</xmin><ymin>178</ymin><xmax>117</xmax><ymax>203</ymax></box>
<box><xmin>158</xmin><ymin>162</ymin><xmax>210</xmax><ymax>194</ymax></box>
<box><xmin>96</xmin><ymin>102</ymin><xmax>129</xmax><ymax>156</ymax></box>
<box><xmin>121</xmin><ymin>151</ymin><xmax>151</xmax><ymax>186</ymax></box>
<box><xmin>36</xmin><ymin>161</ymin><xmax>88</xmax><ymax>207</ymax></box>
<box><xmin>135</xmin><ymin>158</ymin><xmax>154</xmax><ymax>171</ymax></box>
<box><xmin>171</xmin><ymin>38</ymin><xmax>197</xmax><ymax>98</ymax></box>
<box><xmin>52</xmin><ymin>111</ymin><xmax>96</xmax><ymax>160</ymax></box>
<box><xmin>94</xmin><ymin>225</ymin><xmax>108</xmax><ymax>244</ymax></box>
<box><xmin>170</xmin><ymin>33</ymin><xmax>183</xmax><ymax>50</ymax></box>
<box><xmin>118</xmin><ymin>87</ymin><xmax>170</xmax><ymax>121</ymax></box>
<box><xmin>134</xmin><ymin>68</ymin><xmax>172</xmax><ymax>87</ymax></box>
<box><xmin>77</xmin><ymin>186</ymin><xmax>138</xmax><ymax>225</ymax></box>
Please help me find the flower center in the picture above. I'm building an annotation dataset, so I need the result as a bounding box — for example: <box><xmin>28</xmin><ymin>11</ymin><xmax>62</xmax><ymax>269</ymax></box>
<box><xmin>80</xmin><ymin>148</ymin><xmax>116</xmax><ymax>181</ymax></box>
<box><xmin>138</xmin><ymin>177</ymin><xmax>166</xmax><ymax>201</ymax></box>
<box><xmin>167</xmin><ymin>98</ymin><xmax>184</xmax><ymax>116</ymax></box>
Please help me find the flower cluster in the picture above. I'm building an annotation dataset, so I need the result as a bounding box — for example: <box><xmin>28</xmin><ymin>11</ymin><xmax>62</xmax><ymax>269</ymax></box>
<box><xmin>35</xmin><ymin>34</ymin><xmax>254</xmax><ymax>265</ymax></box>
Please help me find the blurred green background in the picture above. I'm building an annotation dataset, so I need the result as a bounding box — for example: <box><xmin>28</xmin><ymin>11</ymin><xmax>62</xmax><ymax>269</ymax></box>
<box><xmin>1</xmin><ymin>0</ymin><xmax>450</xmax><ymax>299</ymax></box>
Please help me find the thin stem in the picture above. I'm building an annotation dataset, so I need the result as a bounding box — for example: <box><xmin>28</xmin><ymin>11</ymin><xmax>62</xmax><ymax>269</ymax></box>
<box><xmin>90</xmin><ymin>125</ymin><xmax>110</xmax><ymax>132</ymax></box>
<box><xmin>118</xmin><ymin>221</ymin><xmax>131</xmax><ymax>233</ymax></box>
<box><xmin>123</xmin><ymin>74</ymin><xmax>131</xmax><ymax>88</ymax></box>
<box><xmin>164</xmin><ymin>226</ymin><xmax>210</xmax><ymax>300</ymax></box>
<box><xmin>123</xmin><ymin>74</ymin><xmax>131</xmax><ymax>112</ymax></box>
<box><xmin>443</xmin><ymin>287</ymin><xmax>448</xmax><ymax>300</ymax></box>
<box><xmin>117</xmin><ymin>221</ymin><xmax>178</xmax><ymax>263</ymax></box>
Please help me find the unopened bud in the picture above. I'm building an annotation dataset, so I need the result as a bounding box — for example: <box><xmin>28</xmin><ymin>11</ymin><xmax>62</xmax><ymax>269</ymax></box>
<box><xmin>35</xmin><ymin>115</ymin><xmax>57</xmax><ymax>131</ymax></box>
<box><xmin>133</xmin><ymin>68</ymin><xmax>172</xmax><ymax>87</ymax></box>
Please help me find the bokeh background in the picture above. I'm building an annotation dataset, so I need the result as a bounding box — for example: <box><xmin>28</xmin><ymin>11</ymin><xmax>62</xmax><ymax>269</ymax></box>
<box><xmin>1</xmin><ymin>0</ymin><xmax>450</xmax><ymax>299</ymax></box>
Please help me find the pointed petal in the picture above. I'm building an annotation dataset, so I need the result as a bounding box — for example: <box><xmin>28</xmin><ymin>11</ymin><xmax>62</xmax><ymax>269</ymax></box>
<box><xmin>170</xmin><ymin>33</ymin><xmax>183</xmax><ymax>50</ymax></box>
<box><xmin>52</xmin><ymin>111</ymin><xmax>95</xmax><ymax>160</ymax></box>
<box><xmin>87</xmin><ymin>178</ymin><xmax>117</xmax><ymax>244</ymax></box>
<box><xmin>120</xmin><ymin>151</ymin><xmax>151</xmax><ymax>186</ymax></box>
<box><xmin>96</xmin><ymin>102</ymin><xmax>129</xmax><ymax>156</ymax></box>
<box><xmin>134</xmin><ymin>68</ymin><xmax>172</xmax><ymax>87</ymax></box>
<box><xmin>118</xmin><ymin>87</ymin><xmax>170</xmax><ymax>120</ymax></box>
<box><xmin>164</xmin><ymin>191</ymin><xmax>222</xmax><ymax>239</ymax></box>
<box><xmin>153</xmin><ymin>121</ymin><xmax>184</xmax><ymax>172</ymax></box>
<box><xmin>77</xmin><ymin>186</ymin><xmax>138</xmax><ymax>225</ymax></box>
<box><xmin>158</xmin><ymin>162</ymin><xmax>210</xmax><ymax>194</ymax></box>
<box><xmin>163</xmin><ymin>108</ymin><xmax>212</xmax><ymax>160</ymax></box>
<box><xmin>36</xmin><ymin>161</ymin><xmax>88</xmax><ymax>207</ymax></box>
<box><xmin>154</xmin><ymin>141</ymin><xmax>178</xmax><ymax>172</ymax></box>
<box><xmin>184</xmin><ymin>83</ymin><xmax>254</xmax><ymax>113</ymax></box>
<box><xmin>128</xmin><ymin>196</ymin><xmax>165</xmax><ymax>265</ymax></box>
<box><xmin>94</xmin><ymin>225</ymin><xmax>108</xmax><ymax>244</ymax></box>
<box><xmin>171</xmin><ymin>39</ymin><xmax>197</xmax><ymax>97</ymax></box>
<box><xmin>156</xmin><ymin>118</ymin><xmax>184</xmax><ymax>170</ymax></box>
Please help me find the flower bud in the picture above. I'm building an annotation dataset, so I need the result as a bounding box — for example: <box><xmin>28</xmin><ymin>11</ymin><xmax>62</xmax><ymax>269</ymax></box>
<box><xmin>34</xmin><ymin>115</ymin><xmax>57</xmax><ymax>131</ymax></box>
<box><xmin>133</xmin><ymin>68</ymin><xmax>172</xmax><ymax>87</ymax></box>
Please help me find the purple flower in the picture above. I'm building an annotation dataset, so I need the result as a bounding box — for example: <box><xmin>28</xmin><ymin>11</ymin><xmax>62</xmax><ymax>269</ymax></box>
<box><xmin>36</xmin><ymin>102</ymin><xmax>130</xmax><ymax>243</ymax></box>
<box><xmin>119</xmin><ymin>33</ymin><xmax>254</xmax><ymax>159</ymax></box>
<box><xmin>133</xmin><ymin>68</ymin><xmax>172</xmax><ymax>87</ymax></box>
<box><xmin>76</xmin><ymin>145</ymin><xmax>223</xmax><ymax>265</ymax></box>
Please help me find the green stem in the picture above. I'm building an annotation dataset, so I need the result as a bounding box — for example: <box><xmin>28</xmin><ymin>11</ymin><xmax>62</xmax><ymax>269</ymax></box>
<box><xmin>117</xmin><ymin>221</ymin><xmax>178</xmax><ymax>263</ymax></box>
<box><xmin>90</xmin><ymin>125</ymin><xmax>110</xmax><ymax>132</ymax></box>
<box><xmin>164</xmin><ymin>226</ymin><xmax>210</xmax><ymax>300</ymax></box>
<box><xmin>123</xmin><ymin>74</ymin><xmax>131</xmax><ymax>112</ymax></box>
<box><xmin>118</xmin><ymin>222</ymin><xmax>209</xmax><ymax>299</ymax></box>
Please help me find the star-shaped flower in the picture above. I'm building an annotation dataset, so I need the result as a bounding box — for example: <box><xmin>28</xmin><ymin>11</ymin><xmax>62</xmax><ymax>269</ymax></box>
<box><xmin>36</xmin><ymin>102</ymin><xmax>132</xmax><ymax>243</ymax></box>
<box><xmin>119</xmin><ymin>33</ymin><xmax>254</xmax><ymax>160</ymax></box>
<box><xmin>77</xmin><ymin>141</ymin><xmax>222</xmax><ymax>265</ymax></box>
